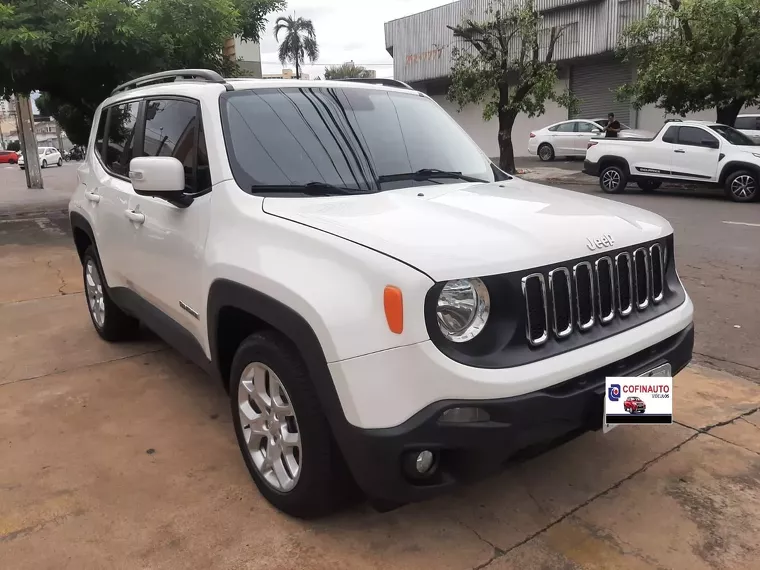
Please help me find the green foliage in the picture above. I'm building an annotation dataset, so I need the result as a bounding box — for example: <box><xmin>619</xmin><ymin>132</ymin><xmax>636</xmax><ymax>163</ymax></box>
<box><xmin>324</xmin><ymin>62</ymin><xmax>374</xmax><ymax>80</ymax></box>
<box><xmin>274</xmin><ymin>15</ymin><xmax>318</xmax><ymax>79</ymax></box>
<box><xmin>617</xmin><ymin>0</ymin><xmax>760</xmax><ymax>126</ymax></box>
<box><xmin>447</xmin><ymin>0</ymin><xmax>577</xmax><ymax>172</ymax></box>
<box><xmin>6</xmin><ymin>140</ymin><xmax>21</xmax><ymax>152</ymax></box>
<box><xmin>0</xmin><ymin>0</ymin><xmax>283</xmax><ymax>145</ymax></box>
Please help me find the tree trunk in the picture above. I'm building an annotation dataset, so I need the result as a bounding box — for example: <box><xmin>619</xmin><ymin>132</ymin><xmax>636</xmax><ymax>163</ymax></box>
<box><xmin>295</xmin><ymin>59</ymin><xmax>300</xmax><ymax>80</ymax></box>
<box><xmin>498</xmin><ymin>111</ymin><xmax>518</xmax><ymax>174</ymax></box>
<box><xmin>716</xmin><ymin>99</ymin><xmax>745</xmax><ymax>127</ymax></box>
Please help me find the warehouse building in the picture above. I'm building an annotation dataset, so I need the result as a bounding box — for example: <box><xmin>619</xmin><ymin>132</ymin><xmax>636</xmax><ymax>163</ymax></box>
<box><xmin>384</xmin><ymin>0</ymin><xmax>758</xmax><ymax>158</ymax></box>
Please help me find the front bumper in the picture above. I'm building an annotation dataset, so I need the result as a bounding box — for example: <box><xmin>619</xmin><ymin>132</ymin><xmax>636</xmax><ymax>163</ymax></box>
<box><xmin>335</xmin><ymin>323</ymin><xmax>693</xmax><ymax>504</ymax></box>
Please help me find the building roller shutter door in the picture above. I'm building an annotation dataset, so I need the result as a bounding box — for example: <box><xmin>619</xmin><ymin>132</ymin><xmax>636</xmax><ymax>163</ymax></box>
<box><xmin>570</xmin><ymin>61</ymin><xmax>632</xmax><ymax>125</ymax></box>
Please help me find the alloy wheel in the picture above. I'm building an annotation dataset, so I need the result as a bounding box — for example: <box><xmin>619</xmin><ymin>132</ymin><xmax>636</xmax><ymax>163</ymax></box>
<box><xmin>539</xmin><ymin>146</ymin><xmax>552</xmax><ymax>161</ymax></box>
<box><xmin>238</xmin><ymin>362</ymin><xmax>302</xmax><ymax>492</ymax></box>
<box><xmin>84</xmin><ymin>259</ymin><xmax>105</xmax><ymax>328</ymax></box>
<box><xmin>731</xmin><ymin>175</ymin><xmax>756</xmax><ymax>199</ymax></box>
<box><xmin>602</xmin><ymin>170</ymin><xmax>621</xmax><ymax>191</ymax></box>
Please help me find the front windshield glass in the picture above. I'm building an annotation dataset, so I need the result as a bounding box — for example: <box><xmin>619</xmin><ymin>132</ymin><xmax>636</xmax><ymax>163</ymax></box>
<box><xmin>220</xmin><ymin>87</ymin><xmax>500</xmax><ymax>192</ymax></box>
<box><xmin>709</xmin><ymin>125</ymin><xmax>757</xmax><ymax>146</ymax></box>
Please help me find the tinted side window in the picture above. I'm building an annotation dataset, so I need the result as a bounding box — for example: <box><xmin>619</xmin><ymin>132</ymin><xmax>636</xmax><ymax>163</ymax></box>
<box><xmin>678</xmin><ymin>126</ymin><xmax>716</xmax><ymax>146</ymax></box>
<box><xmin>143</xmin><ymin>99</ymin><xmax>204</xmax><ymax>193</ymax></box>
<box><xmin>662</xmin><ymin>126</ymin><xmax>678</xmax><ymax>144</ymax></box>
<box><xmin>734</xmin><ymin>117</ymin><xmax>758</xmax><ymax>130</ymax></box>
<box><xmin>577</xmin><ymin>122</ymin><xmax>597</xmax><ymax>133</ymax></box>
<box><xmin>104</xmin><ymin>102</ymin><xmax>139</xmax><ymax>176</ymax></box>
<box><xmin>556</xmin><ymin>122</ymin><xmax>575</xmax><ymax>132</ymax></box>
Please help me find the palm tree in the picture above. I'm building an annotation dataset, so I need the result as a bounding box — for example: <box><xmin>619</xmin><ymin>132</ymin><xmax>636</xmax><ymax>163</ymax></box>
<box><xmin>273</xmin><ymin>15</ymin><xmax>318</xmax><ymax>79</ymax></box>
<box><xmin>324</xmin><ymin>61</ymin><xmax>374</xmax><ymax>80</ymax></box>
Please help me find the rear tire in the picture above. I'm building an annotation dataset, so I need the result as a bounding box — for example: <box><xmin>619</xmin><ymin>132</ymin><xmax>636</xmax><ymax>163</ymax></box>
<box><xmin>538</xmin><ymin>143</ymin><xmax>555</xmax><ymax>162</ymax></box>
<box><xmin>230</xmin><ymin>332</ymin><xmax>355</xmax><ymax>518</ymax></box>
<box><xmin>599</xmin><ymin>165</ymin><xmax>627</xmax><ymax>193</ymax></box>
<box><xmin>82</xmin><ymin>246</ymin><xmax>140</xmax><ymax>341</ymax></box>
<box><xmin>725</xmin><ymin>170</ymin><xmax>759</xmax><ymax>202</ymax></box>
<box><xmin>637</xmin><ymin>179</ymin><xmax>662</xmax><ymax>192</ymax></box>
<box><xmin>41</xmin><ymin>159</ymin><xmax>47</xmax><ymax>168</ymax></box>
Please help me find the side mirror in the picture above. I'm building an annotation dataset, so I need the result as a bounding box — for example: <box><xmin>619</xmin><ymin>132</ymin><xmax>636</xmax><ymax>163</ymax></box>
<box><xmin>593</xmin><ymin>128</ymin><xmax>602</xmax><ymax>133</ymax></box>
<box><xmin>129</xmin><ymin>156</ymin><xmax>192</xmax><ymax>206</ymax></box>
<box><xmin>701</xmin><ymin>139</ymin><xmax>719</xmax><ymax>149</ymax></box>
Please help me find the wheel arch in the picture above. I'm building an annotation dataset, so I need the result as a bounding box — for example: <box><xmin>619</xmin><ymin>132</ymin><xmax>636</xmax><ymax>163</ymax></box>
<box><xmin>70</xmin><ymin>211</ymin><xmax>95</xmax><ymax>262</ymax></box>
<box><xmin>598</xmin><ymin>156</ymin><xmax>631</xmax><ymax>176</ymax></box>
<box><xmin>718</xmin><ymin>161</ymin><xmax>760</xmax><ymax>185</ymax></box>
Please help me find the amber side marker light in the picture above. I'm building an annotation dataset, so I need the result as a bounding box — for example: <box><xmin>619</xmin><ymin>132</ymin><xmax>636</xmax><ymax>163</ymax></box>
<box><xmin>384</xmin><ymin>286</ymin><xmax>404</xmax><ymax>334</ymax></box>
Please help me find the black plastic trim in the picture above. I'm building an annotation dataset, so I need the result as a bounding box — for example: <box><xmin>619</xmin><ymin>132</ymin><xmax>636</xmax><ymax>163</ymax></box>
<box><xmin>340</xmin><ymin>323</ymin><xmax>694</xmax><ymax>503</ymax></box>
<box><xmin>424</xmin><ymin>235</ymin><xmax>685</xmax><ymax>369</ymax></box>
<box><xmin>718</xmin><ymin>161</ymin><xmax>760</xmax><ymax>185</ymax></box>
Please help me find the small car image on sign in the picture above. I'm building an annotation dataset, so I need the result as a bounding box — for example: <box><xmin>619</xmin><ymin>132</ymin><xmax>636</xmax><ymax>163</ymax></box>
<box><xmin>603</xmin><ymin>365</ymin><xmax>673</xmax><ymax>432</ymax></box>
<box><xmin>624</xmin><ymin>396</ymin><xmax>646</xmax><ymax>414</ymax></box>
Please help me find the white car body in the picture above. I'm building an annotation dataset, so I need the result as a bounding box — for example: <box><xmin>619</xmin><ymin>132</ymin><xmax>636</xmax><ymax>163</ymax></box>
<box><xmin>735</xmin><ymin>114</ymin><xmax>760</xmax><ymax>144</ymax></box>
<box><xmin>584</xmin><ymin>119</ymin><xmax>760</xmax><ymax>202</ymax></box>
<box><xmin>69</xmin><ymin>71</ymin><xmax>694</xmax><ymax>515</ymax></box>
<box><xmin>528</xmin><ymin>119</ymin><xmax>653</xmax><ymax>160</ymax></box>
<box><xmin>18</xmin><ymin>146</ymin><xmax>62</xmax><ymax>169</ymax></box>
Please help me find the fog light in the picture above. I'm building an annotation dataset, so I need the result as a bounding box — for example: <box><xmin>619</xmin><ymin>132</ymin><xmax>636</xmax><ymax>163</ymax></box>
<box><xmin>439</xmin><ymin>407</ymin><xmax>490</xmax><ymax>424</ymax></box>
<box><xmin>415</xmin><ymin>450</ymin><xmax>434</xmax><ymax>474</ymax></box>
<box><xmin>402</xmin><ymin>449</ymin><xmax>438</xmax><ymax>480</ymax></box>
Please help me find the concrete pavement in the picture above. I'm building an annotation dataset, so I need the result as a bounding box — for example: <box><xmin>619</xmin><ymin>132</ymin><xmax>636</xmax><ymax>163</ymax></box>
<box><xmin>0</xmin><ymin>161</ymin><xmax>79</xmax><ymax>216</ymax></box>
<box><xmin>1</xmin><ymin>215</ymin><xmax>760</xmax><ymax>569</ymax></box>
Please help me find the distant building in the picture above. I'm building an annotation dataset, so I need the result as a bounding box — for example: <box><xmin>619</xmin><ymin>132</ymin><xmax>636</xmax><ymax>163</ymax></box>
<box><xmin>263</xmin><ymin>69</ymin><xmax>311</xmax><ymax>80</ymax></box>
<box><xmin>234</xmin><ymin>38</ymin><xmax>263</xmax><ymax>78</ymax></box>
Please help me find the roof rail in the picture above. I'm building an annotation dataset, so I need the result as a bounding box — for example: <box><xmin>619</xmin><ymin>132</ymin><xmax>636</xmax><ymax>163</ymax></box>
<box><xmin>663</xmin><ymin>118</ymin><xmax>683</xmax><ymax>123</ymax></box>
<box><xmin>336</xmin><ymin>77</ymin><xmax>413</xmax><ymax>90</ymax></box>
<box><xmin>110</xmin><ymin>69</ymin><xmax>233</xmax><ymax>96</ymax></box>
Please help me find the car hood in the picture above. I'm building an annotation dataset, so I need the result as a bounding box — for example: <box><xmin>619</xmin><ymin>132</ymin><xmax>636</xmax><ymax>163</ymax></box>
<box><xmin>262</xmin><ymin>180</ymin><xmax>673</xmax><ymax>281</ymax></box>
<box><xmin>736</xmin><ymin>145</ymin><xmax>760</xmax><ymax>154</ymax></box>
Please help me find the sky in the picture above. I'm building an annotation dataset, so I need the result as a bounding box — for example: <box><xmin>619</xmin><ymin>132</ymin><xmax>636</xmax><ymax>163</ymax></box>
<box><xmin>258</xmin><ymin>0</ymin><xmax>451</xmax><ymax>79</ymax></box>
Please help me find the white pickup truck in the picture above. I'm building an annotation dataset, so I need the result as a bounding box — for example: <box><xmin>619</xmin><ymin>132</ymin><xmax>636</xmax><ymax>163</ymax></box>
<box><xmin>583</xmin><ymin>119</ymin><xmax>760</xmax><ymax>202</ymax></box>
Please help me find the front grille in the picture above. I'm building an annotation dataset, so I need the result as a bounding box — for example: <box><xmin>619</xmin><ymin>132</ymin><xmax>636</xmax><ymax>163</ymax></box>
<box><xmin>523</xmin><ymin>242</ymin><xmax>667</xmax><ymax>346</ymax></box>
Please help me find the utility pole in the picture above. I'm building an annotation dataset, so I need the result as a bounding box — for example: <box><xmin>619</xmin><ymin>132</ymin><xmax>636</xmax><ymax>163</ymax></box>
<box><xmin>55</xmin><ymin>120</ymin><xmax>64</xmax><ymax>151</ymax></box>
<box><xmin>16</xmin><ymin>94</ymin><xmax>43</xmax><ymax>189</ymax></box>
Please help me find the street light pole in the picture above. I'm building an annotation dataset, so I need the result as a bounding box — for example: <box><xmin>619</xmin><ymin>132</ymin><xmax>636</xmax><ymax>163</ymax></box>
<box><xmin>15</xmin><ymin>94</ymin><xmax>43</xmax><ymax>189</ymax></box>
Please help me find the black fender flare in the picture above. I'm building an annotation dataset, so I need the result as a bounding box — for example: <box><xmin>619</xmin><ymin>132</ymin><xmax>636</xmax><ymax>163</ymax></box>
<box><xmin>718</xmin><ymin>161</ymin><xmax>760</xmax><ymax>185</ymax></box>
<box><xmin>597</xmin><ymin>155</ymin><xmax>631</xmax><ymax>176</ymax></box>
<box><xmin>206</xmin><ymin>279</ymin><xmax>349</xmax><ymax>431</ymax></box>
<box><xmin>69</xmin><ymin>211</ymin><xmax>95</xmax><ymax>258</ymax></box>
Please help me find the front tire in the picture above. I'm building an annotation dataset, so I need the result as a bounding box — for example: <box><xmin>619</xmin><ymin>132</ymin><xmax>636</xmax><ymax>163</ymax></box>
<box><xmin>637</xmin><ymin>179</ymin><xmax>662</xmax><ymax>192</ymax></box>
<box><xmin>725</xmin><ymin>170</ymin><xmax>759</xmax><ymax>202</ymax></box>
<box><xmin>57</xmin><ymin>158</ymin><xmax>63</xmax><ymax>167</ymax></box>
<box><xmin>600</xmin><ymin>165</ymin><xmax>627</xmax><ymax>193</ymax></box>
<box><xmin>538</xmin><ymin>143</ymin><xmax>555</xmax><ymax>162</ymax></box>
<box><xmin>82</xmin><ymin>246</ymin><xmax>140</xmax><ymax>341</ymax></box>
<box><xmin>230</xmin><ymin>332</ymin><xmax>354</xmax><ymax>518</ymax></box>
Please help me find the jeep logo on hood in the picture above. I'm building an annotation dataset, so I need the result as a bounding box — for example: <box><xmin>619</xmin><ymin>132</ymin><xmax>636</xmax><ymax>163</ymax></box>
<box><xmin>586</xmin><ymin>234</ymin><xmax>615</xmax><ymax>251</ymax></box>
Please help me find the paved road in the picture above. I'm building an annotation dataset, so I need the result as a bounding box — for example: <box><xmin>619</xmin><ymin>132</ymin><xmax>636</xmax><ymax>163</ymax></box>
<box><xmin>0</xmin><ymin>161</ymin><xmax>79</xmax><ymax>216</ymax></box>
<box><xmin>544</xmin><ymin>181</ymin><xmax>760</xmax><ymax>382</ymax></box>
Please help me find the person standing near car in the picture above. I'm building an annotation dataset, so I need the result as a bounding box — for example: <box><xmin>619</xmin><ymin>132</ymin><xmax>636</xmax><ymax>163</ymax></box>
<box><xmin>605</xmin><ymin>113</ymin><xmax>621</xmax><ymax>138</ymax></box>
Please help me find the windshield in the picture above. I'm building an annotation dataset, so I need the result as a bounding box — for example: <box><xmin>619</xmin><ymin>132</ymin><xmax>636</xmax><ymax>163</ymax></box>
<box><xmin>709</xmin><ymin>125</ymin><xmax>757</xmax><ymax>146</ymax></box>
<box><xmin>220</xmin><ymin>87</ymin><xmax>501</xmax><ymax>193</ymax></box>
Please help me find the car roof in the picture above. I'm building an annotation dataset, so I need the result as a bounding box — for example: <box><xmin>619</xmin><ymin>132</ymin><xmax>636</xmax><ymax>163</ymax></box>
<box><xmin>102</xmin><ymin>76</ymin><xmax>422</xmax><ymax>109</ymax></box>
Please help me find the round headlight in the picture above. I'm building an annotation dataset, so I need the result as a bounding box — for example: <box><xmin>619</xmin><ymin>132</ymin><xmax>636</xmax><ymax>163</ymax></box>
<box><xmin>436</xmin><ymin>278</ymin><xmax>490</xmax><ymax>343</ymax></box>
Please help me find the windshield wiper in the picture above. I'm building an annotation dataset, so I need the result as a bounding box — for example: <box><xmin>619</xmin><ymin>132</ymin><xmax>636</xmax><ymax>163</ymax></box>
<box><xmin>252</xmin><ymin>182</ymin><xmax>364</xmax><ymax>196</ymax></box>
<box><xmin>377</xmin><ymin>168</ymin><xmax>488</xmax><ymax>184</ymax></box>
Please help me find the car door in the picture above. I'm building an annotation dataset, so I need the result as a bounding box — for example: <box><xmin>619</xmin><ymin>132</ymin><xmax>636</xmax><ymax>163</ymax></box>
<box><xmin>670</xmin><ymin>126</ymin><xmax>721</xmax><ymax>181</ymax></box>
<box><xmin>630</xmin><ymin>125</ymin><xmax>680</xmax><ymax>179</ymax></box>
<box><xmin>125</xmin><ymin>97</ymin><xmax>212</xmax><ymax>342</ymax></box>
<box><xmin>90</xmin><ymin>100</ymin><xmax>142</xmax><ymax>290</ymax></box>
<box><xmin>575</xmin><ymin>121</ymin><xmax>601</xmax><ymax>154</ymax></box>
<box><xmin>550</xmin><ymin>121</ymin><xmax>578</xmax><ymax>155</ymax></box>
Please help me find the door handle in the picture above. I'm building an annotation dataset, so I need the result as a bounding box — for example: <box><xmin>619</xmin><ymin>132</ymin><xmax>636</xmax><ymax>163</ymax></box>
<box><xmin>674</xmin><ymin>149</ymin><xmax>686</xmax><ymax>153</ymax></box>
<box><xmin>124</xmin><ymin>209</ymin><xmax>145</xmax><ymax>224</ymax></box>
<box><xmin>84</xmin><ymin>190</ymin><xmax>101</xmax><ymax>203</ymax></box>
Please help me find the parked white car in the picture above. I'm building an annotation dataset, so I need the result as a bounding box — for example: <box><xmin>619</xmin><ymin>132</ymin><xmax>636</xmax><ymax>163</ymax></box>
<box><xmin>528</xmin><ymin>119</ymin><xmax>651</xmax><ymax>161</ymax></box>
<box><xmin>69</xmin><ymin>69</ymin><xmax>693</xmax><ymax>518</ymax></box>
<box><xmin>19</xmin><ymin>146</ymin><xmax>63</xmax><ymax>169</ymax></box>
<box><xmin>734</xmin><ymin>114</ymin><xmax>760</xmax><ymax>144</ymax></box>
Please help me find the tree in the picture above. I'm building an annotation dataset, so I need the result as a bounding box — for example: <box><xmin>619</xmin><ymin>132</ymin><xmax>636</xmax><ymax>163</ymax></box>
<box><xmin>617</xmin><ymin>0</ymin><xmax>760</xmax><ymax>127</ymax></box>
<box><xmin>324</xmin><ymin>61</ymin><xmax>373</xmax><ymax>80</ymax></box>
<box><xmin>7</xmin><ymin>140</ymin><xmax>20</xmax><ymax>152</ymax></box>
<box><xmin>447</xmin><ymin>0</ymin><xmax>576</xmax><ymax>174</ymax></box>
<box><xmin>0</xmin><ymin>0</ymin><xmax>283</xmax><ymax>145</ymax></box>
<box><xmin>273</xmin><ymin>15</ymin><xmax>318</xmax><ymax>79</ymax></box>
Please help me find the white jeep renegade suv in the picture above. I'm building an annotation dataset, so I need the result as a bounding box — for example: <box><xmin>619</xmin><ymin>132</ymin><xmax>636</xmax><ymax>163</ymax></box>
<box><xmin>69</xmin><ymin>69</ymin><xmax>694</xmax><ymax>518</ymax></box>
